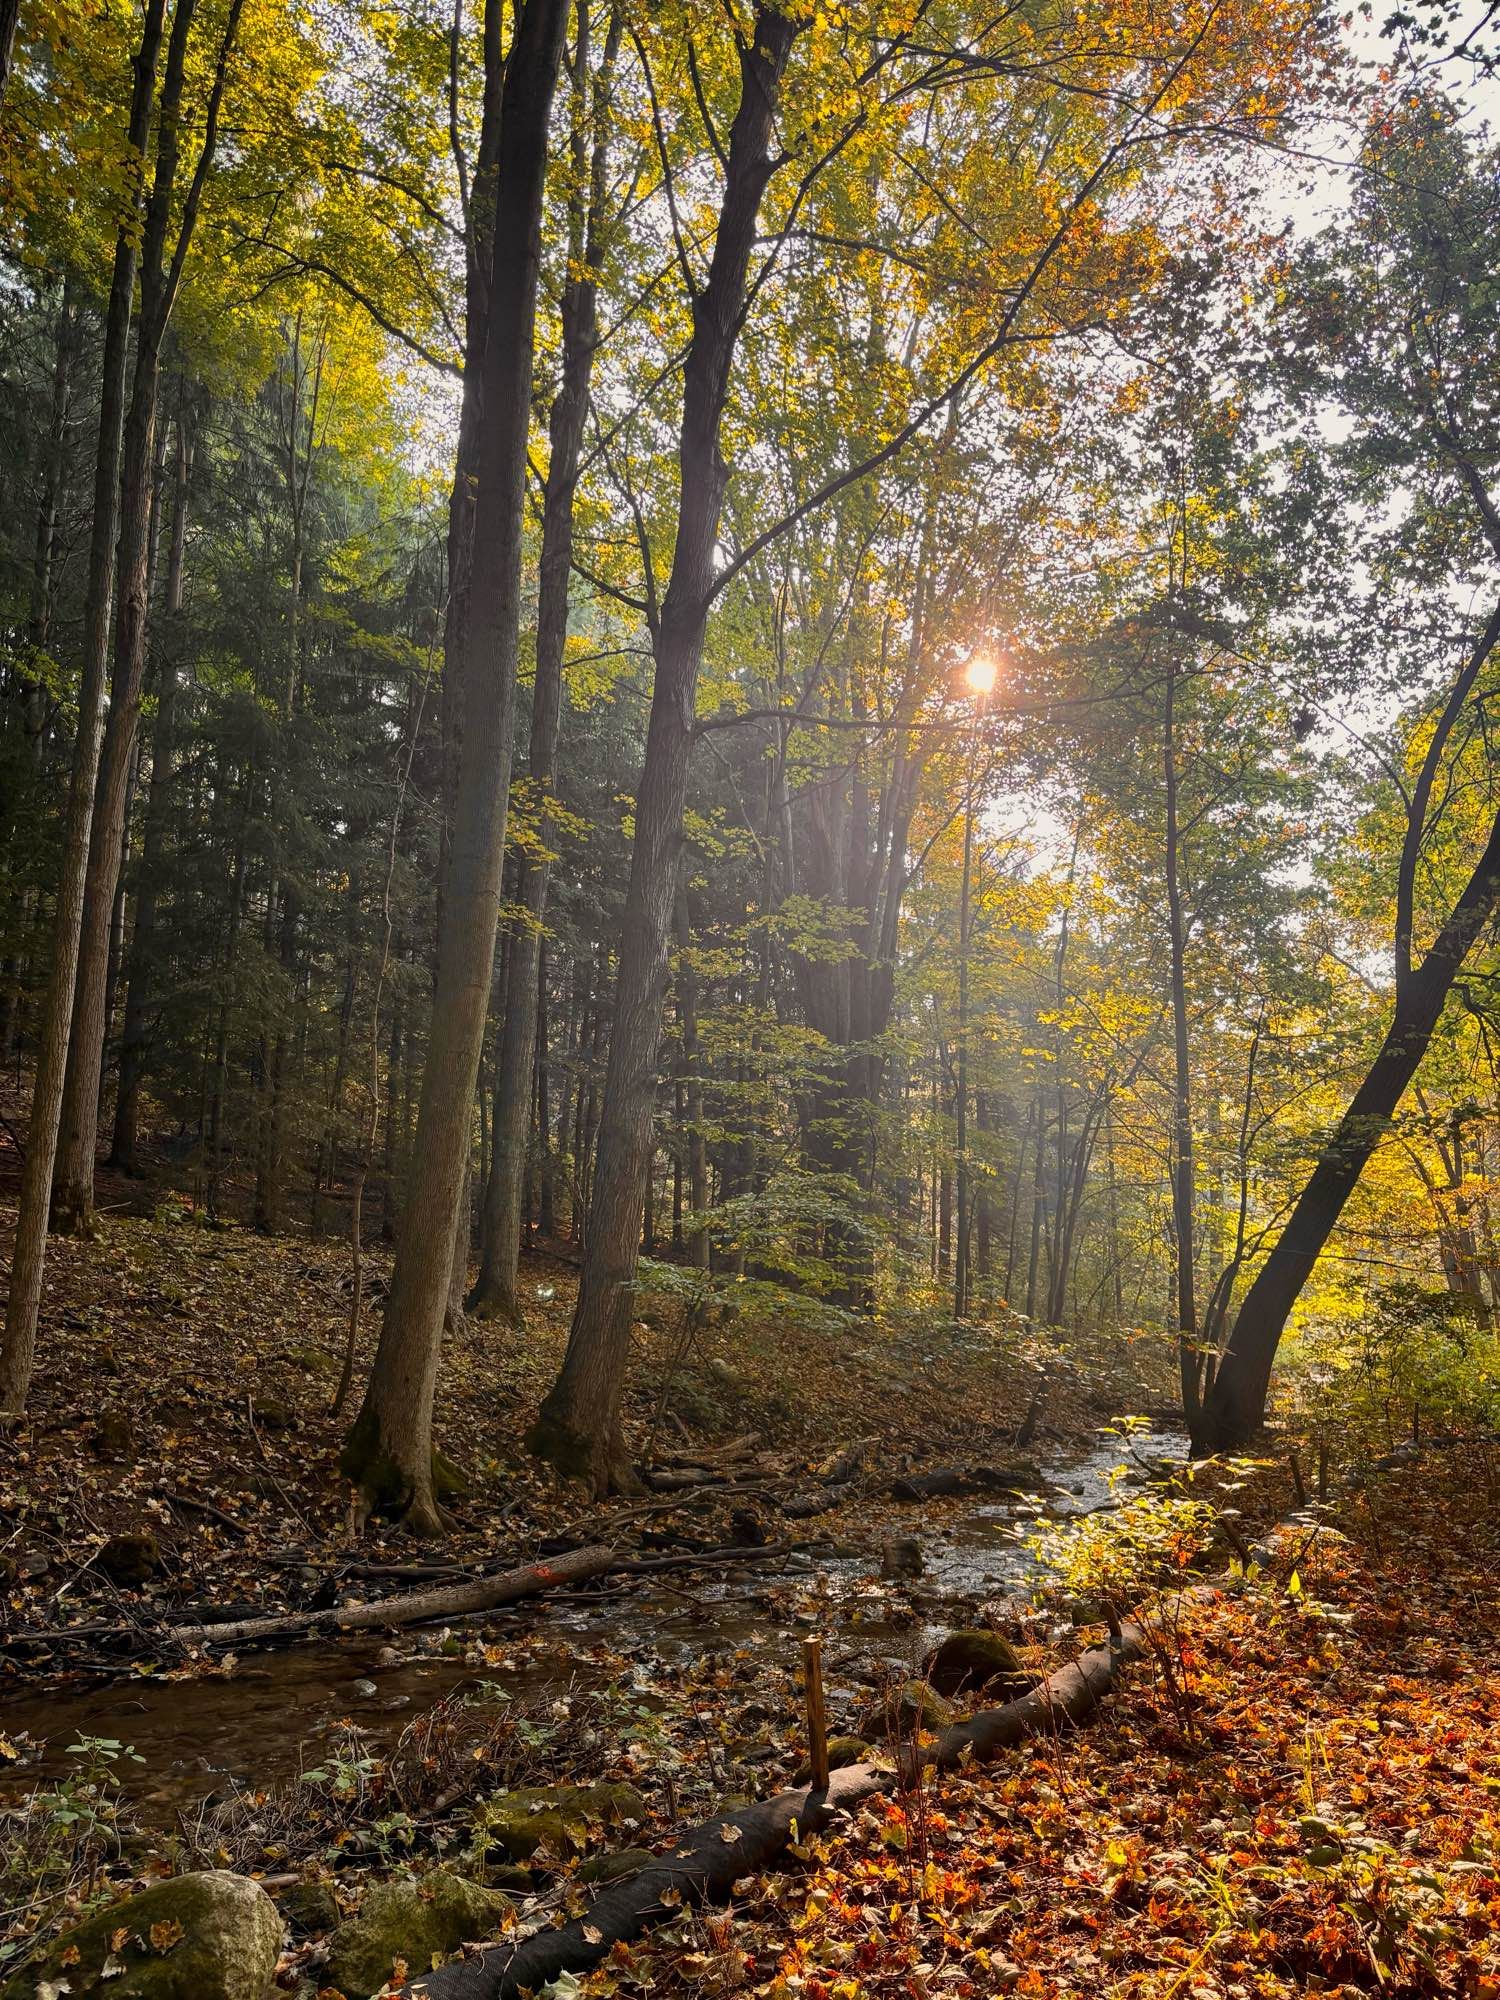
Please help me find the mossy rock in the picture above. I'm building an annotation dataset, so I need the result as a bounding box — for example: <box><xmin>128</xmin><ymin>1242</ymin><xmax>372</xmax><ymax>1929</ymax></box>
<box><xmin>792</xmin><ymin>1735</ymin><xmax>885</xmax><ymax>1785</ymax></box>
<box><xmin>470</xmin><ymin>1782</ymin><xmax>646</xmax><ymax>1864</ymax></box>
<box><xmin>1</xmin><ymin>1869</ymin><xmax>281</xmax><ymax>2000</ymax></box>
<box><xmin>924</xmin><ymin>1629</ymin><xmax>1031</xmax><ymax>1700</ymax></box>
<box><xmin>97</xmin><ymin>1531</ymin><xmax>161</xmax><ymax>1585</ymax></box>
<box><xmin>278</xmin><ymin>1877</ymin><xmax>340</xmax><ymax>1937</ymax></box>
<box><xmin>577</xmin><ymin>1846</ymin><xmax>654</xmax><ymax>1885</ymax></box>
<box><xmin>95</xmin><ymin>1407</ymin><xmax>136</xmax><ymax>1460</ymax></box>
<box><xmin>323</xmin><ymin>1870</ymin><xmax>512</xmax><ymax>1999</ymax></box>
<box><xmin>856</xmin><ymin>1679</ymin><xmax>956</xmax><ymax>1740</ymax></box>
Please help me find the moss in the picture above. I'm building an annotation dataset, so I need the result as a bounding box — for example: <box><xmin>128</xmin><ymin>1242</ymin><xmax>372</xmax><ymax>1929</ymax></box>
<box><xmin>1</xmin><ymin>1870</ymin><xmax>281</xmax><ymax>2000</ymax></box>
<box><xmin>278</xmin><ymin>1877</ymin><xmax>340</xmax><ymax>1937</ymax></box>
<box><xmin>338</xmin><ymin>1411</ymin><xmax>411</xmax><ymax>1511</ymax></box>
<box><xmin>792</xmin><ymin>1735</ymin><xmax>884</xmax><ymax>1785</ymax></box>
<box><xmin>324</xmin><ymin>1869</ymin><xmax>513</xmax><ymax>1999</ymax></box>
<box><xmin>925</xmin><ymin>1628</ymin><xmax>1031</xmax><ymax>1700</ymax></box>
<box><xmin>470</xmin><ymin>1783</ymin><xmax>647</xmax><ymax>1864</ymax></box>
<box><xmin>431</xmin><ymin>1446</ymin><xmax>471</xmax><ymax>1502</ymax></box>
<box><xmin>856</xmin><ymin>1679</ymin><xmax>956</xmax><ymax>1739</ymax></box>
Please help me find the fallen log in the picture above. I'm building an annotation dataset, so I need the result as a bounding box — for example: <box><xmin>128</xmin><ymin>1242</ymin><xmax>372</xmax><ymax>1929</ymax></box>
<box><xmin>404</xmin><ymin>1762</ymin><xmax>891</xmax><ymax>2000</ymax></box>
<box><xmin>165</xmin><ymin>1543</ymin><xmax>615</xmax><ymax>1648</ymax></box>
<box><xmin>403</xmin><ymin>1604</ymin><xmax>1177</xmax><ymax>2000</ymax></box>
<box><xmin>930</xmin><ymin>1622</ymin><xmax>1146</xmax><ymax>1769</ymax></box>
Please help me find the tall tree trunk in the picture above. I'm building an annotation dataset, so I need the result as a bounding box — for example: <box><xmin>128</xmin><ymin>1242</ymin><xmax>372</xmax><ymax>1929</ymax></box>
<box><xmin>51</xmin><ymin>0</ymin><xmax>243</xmax><ymax>1237</ymax></box>
<box><xmin>531</xmin><ymin>6</ymin><xmax>800</xmax><ymax>1492</ymax></box>
<box><xmin>471</xmin><ymin>0</ymin><xmax>619</xmax><ymax>1321</ymax></box>
<box><xmin>104</xmin><ymin>410</ymin><xmax>182</xmax><ymax>1152</ymax></box>
<box><xmin>1200</xmin><ymin>800</ymin><xmax>1500</xmax><ymax>1451</ymax></box>
<box><xmin>674</xmin><ymin>876</ymin><xmax>709</xmax><ymax>1268</ymax></box>
<box><xmin>0</xmin><ymin>279</ymin><xmax>81</xmax><ymax>1057</ymax></box>
<box><xmin>342</xmin><ymin>0</ymin><xmax>571</xmax><ymax>1530</ymax></box>
<box><xmin>0</xmin><ymin>0</ymin><xmax>19</xmax><ymax>103</ymax></box>
<box><xmin>1162</xmin><ymin>663</ymin><xmax>1200</xmax><ymax>1422</ymax></box>
<box><xmin>537</xmin><ymin>941</ymin><xmax>556</xmax><ymax>1237</ymax></box>
<box><xmin>0</xmin><ymin>0</ymin><xmax>169</xmax><ymax>1414</ymax></box>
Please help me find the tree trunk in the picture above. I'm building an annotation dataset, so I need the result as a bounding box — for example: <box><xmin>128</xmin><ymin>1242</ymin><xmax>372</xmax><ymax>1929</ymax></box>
<box><xmin>470</xmin><ymin>0</ymin><xmax>618</xmax><ymax>1320</ymax></box>
<box><xmin>0</xmin><ymin>0</ymin><xmax>169</xmax><ymax>1414</ymax></box>
<box><xmin>674</xmin><ymin>874</ymin><xmax>709</xmax><ymax>1267</ymax></box>
<box><xmin>342</xmin><ymin>0</ymin><xmax>570</xmax><ymax>1530</ymax></box>
<box><xmin>0</xmin><ymin>0</ymin><xmax>19</xmax><ymax>103</ymax></box>
<box><xmin>1162</xmin><ymin>664</ymin><xmax>1200</xmax><ymax>1423</ymax></box>
<box><xmin>531</xmin><ymin>6</ymin><xmax>800</xmax><ymax>1492</ymax></box>
<box><xmin>109</xmin><ymin>398</ymin><xmax>191</xmax><ymax>1165</ymax></box>
<box><xmin>1199</xmin><ymin>802</ymin><xmax>1500</xmax><ymax>1451</ymax></box>
<box><xmin>537</xmin><ymin>942</ymin><xmax>556</xmax><ymax>1237</ymax></box>
<box><xmin>51</xmin><ymin>0</ymin><xmax>242</xmax><ymax>1238</ymax></box>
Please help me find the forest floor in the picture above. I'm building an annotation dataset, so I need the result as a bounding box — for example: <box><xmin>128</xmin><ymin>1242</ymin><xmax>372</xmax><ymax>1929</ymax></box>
<box><xmin>0</xmin><ymin>1190</ymin><xmax>1167</xmax><ymax>1661</ymax></box>
<box><xmin>3</xmin><ymin>1197</ymin><xmax>1498</xmax><ymax>1997</ymax></box>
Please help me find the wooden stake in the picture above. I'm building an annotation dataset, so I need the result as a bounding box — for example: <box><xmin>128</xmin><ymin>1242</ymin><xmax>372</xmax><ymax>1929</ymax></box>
<box><xmin>802</xmin><ymin>1635</ymin><xmax>829</xmax><ymax>1790</ymax></box>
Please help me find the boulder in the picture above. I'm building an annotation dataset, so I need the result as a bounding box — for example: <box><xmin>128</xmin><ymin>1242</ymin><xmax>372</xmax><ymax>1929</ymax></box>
<box><xmin>469</xmin><ymin>1782</ymin><xmax>646</xmax><ymax>1864</ymax></box>
<box><xmin>96</xmin><ymin>1531</ymin><xmax>161</xmax><ymax>1586</ymax></box>
<box><xmin>324</xmin><ymin>1870</ymin><xmax>512</xmax><ymax>1998</ymax></box>
<box><xmin>879</xmin><ymin>1538</ymin><xmax>924</xmax><ymax>1579</ymax></box>
<box><xmin>856</xmin><ymin>1678</ymin><xmax>955</xmax><ymax>1739</ymax></box>
<box><xmin>791</xmin><ymin>1735</ymin><xmax>882</xmax><ymax>1785</ymax></box>
<box><xmin>94</xmin><ymin>1407</ymin><xmax>135</xmax><ymax>1460</ymax></box>
<box><xmin>924</xmin><ymin>1628</ymin><xmax>1031</xmax><ymax>1701</ymax></box>
<box><xmin>279</xmin><ymin>1877</ymin><xmax>340</xmax><ymax>1936</ymax></box>
<box><xmin>1</xmin><ymin>1869</ymin><xmax>281</xmax><ymax>2000</ymax></box>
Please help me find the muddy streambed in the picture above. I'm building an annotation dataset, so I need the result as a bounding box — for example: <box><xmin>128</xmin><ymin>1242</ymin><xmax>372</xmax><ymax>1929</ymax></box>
<box><xmin>0</xmin><ymin>1428</ymin><xmax>1183</xmax><ymax>1810</ymax></box>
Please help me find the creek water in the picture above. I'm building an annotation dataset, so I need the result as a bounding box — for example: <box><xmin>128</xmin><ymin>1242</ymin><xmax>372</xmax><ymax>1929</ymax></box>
<box><xmin>1</xmin><ymin>1427</ymin><xmax>1183</xmax><ymax>1811</ymax></box>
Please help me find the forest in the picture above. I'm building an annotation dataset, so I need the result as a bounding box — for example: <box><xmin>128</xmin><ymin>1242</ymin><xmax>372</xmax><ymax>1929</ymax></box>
<box><xmin>2</xmin><ymin>0</ymin><xmax>1500</xmax><ymax>1993</ymax></box>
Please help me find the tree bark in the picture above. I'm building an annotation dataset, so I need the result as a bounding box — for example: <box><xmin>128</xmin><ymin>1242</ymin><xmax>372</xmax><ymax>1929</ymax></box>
<box><xmin>0</xmin><ymin>0</ymin><xmax>169</xmax><ymax>1415</ymax></box>
<box><xmin>0</xmin><ymin>0</ymin><xmax>19</xmax><ymax>104</ymax></box>
<box><xmin>471</xmin><ymin>0</ymin><xmax>619</xmax><ymax>1321</ymax></box>
<box><xmin>531</xmin><ymin>6</ymin><xmax>800</xmax><ymax>1493</ymax></box>
<box><xmin>167</xmin><ymin>1542</ymin><xmax>613</xmax><ymax>1649</ymax></box>
<box><xmin>1162</xmin><ymin>662</ymin><xmax>1200</xmax><ymax>1423</ymax></box>
<box><xmin>1200</xmin><ymin>799</ymin><xmax>1500</xmax><ymax>1451</ymax></box>
<box><xmin>342</xmin><ymin>0</ymin><xmax>571</xmax><ymax>1530</ymax></box>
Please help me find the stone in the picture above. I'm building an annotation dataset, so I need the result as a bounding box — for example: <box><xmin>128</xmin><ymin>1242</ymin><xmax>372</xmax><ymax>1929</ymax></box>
<box><xmin>0</xmin><ymin>1869</ymin><xmax>281</xmax><ymax>2000</ymax></box>
<box><xmin>856</xmin><ymin>1679</ymin><xmax>956</xmax><ymax>1739</ymax></box>
<box><xmin>925</xmin><ymin>1629</ymin><xmax>1031</xmax><ymax>1700</ymax></box>
<box><xmin>95</xmin><ymin>1407</ymin><xmax>135</xmax><ymax>1460</ymax></box>
<box><xmin>324</xmin><ymin>1869</ymin><xmax>513</xmax><ymax>1999</ymax></box>
<box><xmin>791</xmin><ymin>1735</ymin><xmax>881</xmax><ymax>1785</ymax></box>
<box><xmin>97</xmin><ymin>1530</ymin><xmax>161</xmax><ymax>1585</ymax></box>
<box><xmin>470</xmin><ymin>1782</ymin><xmax>647</xmax><ymax>1864</ymax></box>
<box><xmin>253</xmin><ymin>1397</ymin><xmax>292</xmax><ymax>1432</ymax></box>
<box><xmin>880</xmin><ymin>1538</ymin><xmax>924</xmax><ymax>1579</ymax></box>
<box><xmin>279</xmin><ymin>1876</ymin><xmax>340</xmax><ymax>1937</ymax></box>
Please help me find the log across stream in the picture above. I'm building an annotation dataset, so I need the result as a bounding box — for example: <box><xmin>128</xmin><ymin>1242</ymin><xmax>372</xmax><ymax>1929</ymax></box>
<box><xmin>0</xmin><ymin>1427</ymin><xmax>1184</xmax><ymax>1813</ymax></box>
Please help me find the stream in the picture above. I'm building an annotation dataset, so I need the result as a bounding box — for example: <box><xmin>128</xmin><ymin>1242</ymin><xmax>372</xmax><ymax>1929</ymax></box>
<box><xmin>0</xmin><ymin>1427</ymin><xmax>1184</xmax><ymax>1811</ymax></box>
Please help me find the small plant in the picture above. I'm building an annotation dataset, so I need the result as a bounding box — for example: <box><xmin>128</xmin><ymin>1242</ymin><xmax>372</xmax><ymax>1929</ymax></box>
<box><xmin>0</xmin><ymin>1737</ymin><xmax>147</xmax><ymax>1974</ymax></box>
<box><xmin>1028</xmin><ymin>1463</ymin><xmax>1218</xmax><ymax>1738</ymax></box>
